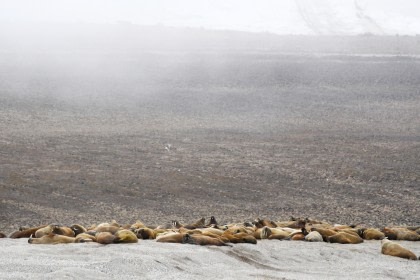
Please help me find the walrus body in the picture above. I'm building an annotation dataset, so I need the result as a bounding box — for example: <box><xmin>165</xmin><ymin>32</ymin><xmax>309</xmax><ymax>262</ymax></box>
<box><xmin>28</xmin><ymin>234</ymin><xmax>75</xmax><ymax>244</ymax></box>
<box><xmin>327</xmin><ymin>232</ymin><xmax>363</xmax><ymax>244</ymax></box>
<box><xmin>114</xmin><ymin>230</ymin><xmax>138</xmax><ymax>243</ymax></box>
<box><xmin>184</xmin><ymin>218</ymin><xmax>206</xmax><ymax>230</ymax></box>
<box><xmin>9</xmin><ymin>225</ymin><xmax>47</xmax><ymax>239</ymax></box>
<box><xmin>156</xmin><ymin>232</ymin><xmax>184</xmax><ymax>243</ymax></box>
<box><xmin>383</xmin><ymin>227</ymin><xmax>420</xmax><ymax>241</ymax></box>
<box><xmin>135</xmin><ymin>228</ymin><xmax>157</xmax><ymax>239</ymax></box>
<box><xmin>0</xmin><ymin>232</ymin><xmax>5</xmax><ymax>238</ymax></box>
<box><xmin>222</xmin><ymin>232</ymin><xmax>257</xmax><ymax>244</ymax></box>
<box><xmin>311</xmin><ymin>228</ymin><xmax>337</xmax><ymax>241</ymax></box>
<box><xmin>35</xmin><ymin>225</ymin><xmax>54</xmax><ymax>238</ymax></box>
<box><xmin>182</xmin><ymin>234</ymin><xmax>227</xmax><ymax>246</ymax></box>
<box><xmin>75</xmin><ymin>233</ymin><xmax>97</xmax><ymax>243</ymax></box>
<box><xmin>96</xmin><ymin>232</ymin><xmax>117</xmax><ymax>244</ymax></box>
<box><xmin>305</xmin><ymin>231</ymin><xmax>323</xmax><ymax>242</ymax></box>
<box><xmin>381</xmin><ymin>239</ymin><xmax>417</xmax><ymax>260</ymax></box>
<box><xmin>53</xmin><ymin>226</ymin><xmax>75</xmax><ymax>237</ymax></box>
<box><xmin>359</xmin><ymin>228</ymin><xmax>385</xmax><ymax>240</ymax></box>
<box><xmin>71</xmin><ymin>224</ymin><xmax>87</xmax><ymax>236</ymax></box>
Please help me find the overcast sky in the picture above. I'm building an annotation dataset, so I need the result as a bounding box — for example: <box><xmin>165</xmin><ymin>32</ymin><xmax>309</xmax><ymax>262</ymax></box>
<box><xmin>1</xmin><ymin>0</ymin><xmax>420</xmax><ymax>35</ymax></box>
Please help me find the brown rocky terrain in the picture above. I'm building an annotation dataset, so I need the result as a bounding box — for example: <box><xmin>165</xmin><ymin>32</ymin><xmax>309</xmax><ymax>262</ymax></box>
<box><xmin>0</xmin><ymin>32</ymin><xmax>419</xmax><ymax>234</ymax></box>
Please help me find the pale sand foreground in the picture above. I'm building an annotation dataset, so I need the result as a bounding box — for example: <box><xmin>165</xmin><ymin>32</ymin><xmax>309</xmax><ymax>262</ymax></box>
<box><xmin>0</xmin><ymin>239</ymin><xmax>418</xmax><ymax>280</ymax></box>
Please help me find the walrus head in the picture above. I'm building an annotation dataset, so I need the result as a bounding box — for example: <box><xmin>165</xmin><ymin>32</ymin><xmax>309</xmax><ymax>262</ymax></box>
<box><xmin>357</xmin><ymin>228</ymin><xmax>365</xmax><ymax>237</ymax></box>
<box><xmin>71</xmin><ymin>225</ymin><xmax>86</xmax><ymax>236</ymax></box>
<box><xmin>182</xmin><ymin>233</ymin><xmax>193</xmax><ymax>244</ymax></box>
<box><xmin>261</xmin><ymin>226</ymin><xmax>271</xmax><ymax>239</ymax></box>
<box><xmin>207</xmin><ymin>216</ymin><xmax>217</xmax><ymax>226</ymax></box>
<box><xmin>243</xmin><ymin>221</ymin><xmax>253</xmax><ymax>227</ymax></box>
<box><xmin>301</xmin><ymin>228</ymin><xmax>309</xmax><ymax>236</ymax></box>
<box><xmin>172</xmin><ymin>221</ymin><xmax>182</xmax><ymax>229</ymax></box>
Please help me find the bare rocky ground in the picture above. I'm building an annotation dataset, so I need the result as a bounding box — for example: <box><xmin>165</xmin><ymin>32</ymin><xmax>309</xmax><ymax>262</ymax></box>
<box><xmin>0</xmin><ymin>48</ymin><xmax>419</xmax><ymax>234</ymax></box>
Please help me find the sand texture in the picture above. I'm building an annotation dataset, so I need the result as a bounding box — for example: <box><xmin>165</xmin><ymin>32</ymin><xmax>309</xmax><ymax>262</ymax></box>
<box><xmin>0</xmin><ymin>239</ymin><xmax>418</xmax><ymax>279</ymax></box>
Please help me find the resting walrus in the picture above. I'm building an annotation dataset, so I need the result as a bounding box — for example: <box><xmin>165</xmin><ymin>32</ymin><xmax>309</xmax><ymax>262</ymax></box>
<box><xmin>381</xmin><ymin>239</ymin><xmax>417</xmax><ymax>260</ymax></box>
<box><xmin>28</xmin><ymin>233</ymin><xmax>75</xmax><ymax>244</ymax></box>
<box><xmin>9</xmin><ymin>225</ymin><xmax>48</xmax><ymax>239</ymax></box>
<box><xmin>327</xmin><ymin>232</ymin><xmax>363</xmax><ymax>244</ymax></box>
<box><xmin>182</xmin><ymin>233</ymin><xmax>228</xmax><ymax>246</ymax></box>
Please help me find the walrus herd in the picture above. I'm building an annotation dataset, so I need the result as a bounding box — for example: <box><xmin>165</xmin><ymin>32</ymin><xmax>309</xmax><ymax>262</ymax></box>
<box><xmin>1</xmin><ymin>217</ymin><xmax>419</xmax><ymax>260</ymax></box>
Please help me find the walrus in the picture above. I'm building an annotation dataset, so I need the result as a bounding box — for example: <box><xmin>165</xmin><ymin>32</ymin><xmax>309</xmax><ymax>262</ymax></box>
<box><xmin>52</xmin><ymin>225</ymin><xmax>75</xmax><ymax>237</ymax></box>
<box><xmin>275</xmin><ymin>219</ymin><xmax>306</xmax><ymax>229</ymax></box>
<box><xmin>222</xmin><ymin>232</ymin><xmax>257</xmax><ymax>244</ymax></box>
<box><xmin>35</xmin><ymin>225</ymin><xmax>55</xmax><ymax>238</ymax></box>
<box><xmin>114</xmin><ymin>230</ymin><xmax>138</xmax><ymax>243</ymax></box>
<box><xmin>327</xmin><ymin>232</ymin><xmax>363</xmax><ymax>244</ymax></box>
<box><xmin>71</xmin><ymin>224</ymin><xmax>87</xmax><ymax>236</ymax></box>
<box><xmin>0</xmin><ymin>232</ymin><xmax>5</xmax><ymax>238</ymax></box>
<box><xmin>286</xmin><ymin>228</ymin><xmax>308</xmax><ymax>241</ymax></box>
<box><xmin>382</xmin><ymin>227</ymin><xmax>420</xmax><ymax>241</ymax></box>
<box><xmin>305</xmin><ymin>231</ymin><xmax>323</xmax><ymax>242</ymax></box>
<box><xmin>358</xmin><ymin>228</ymin><xmax>385</xmax><ymax>240</ymax></box>
<box><xmin>130</xmin><ymin>220</ymin><xmax>145</xmax><ymax>230</ymax></box>
<box><xmin>156</xmin><ymin>232</ymin><xmax>184</xmax><ymax>243</ymax></box>
<box><xmin>224</xmin><ymin>226</ymin><xmax>249</xmax><ymax>235</ymax></box>
<box><xmin>254</xmin><ymin>218</ymin><xmax>277</xmax><ymax>228</ymax></box>
<box><xmin>201</xmin><ymin>228</ymin><xmax>224</xmax><ymax>236</ymax></box>
<box><xmin>183</xmin><ymin>218</ymin><xmax>206</xmax><ymax>229</ymax></box>
<box><xmin>260</xmin><ymin>226</ymin><xmax>290</xmax><ymax>239</ymax></box>
<box><xmin>9</xmin><ymin>225</ymin><xmax>48</xmax><ymax>239</ymax></box>
<box><xmin>182</xmin><ymin>233</ymin><xmax>228</xmax><ymax>246</ymax></box>
<box><xmin>206</xmin><ymin>216</ymin><xmax>218</xmax><ymax>227</ymax></box>
<box><xmin>135</xmin><ymin>228</ymin><xmax>157</xmax><ymax>240</ymax></box>
<box><xmin>75</xmin><ymin>233</ymin><xmax>97</xmax><ymax>243</ymax></box>
<box><xmin>28</xmin><ymin>233</ymin><xmax>75</xmax><ymax>244</ymax></box>
<box><xmin>96</xmin><ymin>232</ymin><xmax>117</xmax><ymax>244</ymax></box>
<box><xmin>381</xmin><ymin>239</ymin><xmax>417</xmax><ymax>260</ymax></box>
<box><xmin>311</xmin><ymin>228</ymin><xmax>338</xmax><ymax>241</ymax></box>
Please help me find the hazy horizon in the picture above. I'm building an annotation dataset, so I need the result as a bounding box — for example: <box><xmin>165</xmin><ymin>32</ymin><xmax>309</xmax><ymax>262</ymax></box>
<box><xmin>1</xmin><ymin>0</ymin><xmax>420</xmax><ymax>35</ymax></box>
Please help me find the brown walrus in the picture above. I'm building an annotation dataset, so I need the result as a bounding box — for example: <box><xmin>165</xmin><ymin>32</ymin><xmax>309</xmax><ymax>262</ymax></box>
<box><xmin>260</xmin><ymin>226</ymin><xmax>290</xmax><ymax>240</ymax></box>
<box><xmin>52</xmin><ymin>225</ymin><xmax>75</xmax><ymax>237</ymax></box>
<box><xmin>286</xmin><ymin>228</ymin><xmax>308</xmax><ymax>241</ymax></box>
<box><xmin>156</xmin><ymin>232</ymin><xmax>185</xmax><ymax>243</ymax></box>
<box><xmin>70</xmin><ymin>224</ymin><xmax>87</xmax><ymax>236</ymax></box>
<box><xmin>135</xmin><ymin>228</ymin><xmax>157</xmax><ymax>240</ymax></box>
<box><xmin>222</xmin><ymin>232</ymin><xmax>257</xmax><ymax>244</ymax></box>
<box><xmin>327</xmin><ymin>232</ymin><xmax>364</xmax><ymax>244</ymax></box>
<box><xmin>183</xmin><ymin>218</ymin><xmax>206</xmax><ymax>230</ymax></box>
<box><xmin>28</xmin><ymin>233</ymin><xmax>75</xmax><ymax>244</ymax></box>
<box><xmin>9</xmin><ymin>225</ymin><xmax>48</xmax><ymax>239</ymax></box>
<box><xmin>35</xmin><ymin>225</ymin><xmax>55</xmax><ymax>238</ymax></box>
<box><xmin>0</xmin><ymin>232</ymin><xmax>6</xmax><ymax>238</ymax></box>
<box><xmin>96</xmin><ymin>232</ymin><xmax>117</xmax><ymax>244</ymax></box>
<box><xmin>75</xmin><ymin>233</ymin><xmax>97</xmax><ymax>243</ymax></box>
<box><xmin>305</xmin><ymin>231</ymin><xmax>323</xmax><ymax>242</ymax></box>
<box><xmin>358</xmin><ymin>228</ymin><xmax>385</xmax><ymax>240</ymax></box>
<box><xmin>382</xmin><ymin>227</ymin><xmax>420</xmax><ymax>241</ymax></box>
<box><xmin>182</xmin><ymin>233</ymin><xmax>228</xmax><ymax>246</ymax></box>
<box><xmin>311</xmin><ymin>228</ymin><xmax>338</xmax><ymax>242</ymax></box>
<box><xmin>206</xmin><ymin>216</ymin><xmax>218</xmax><ymax>227</ymax></box>
<box><xmin>114</xmin><ymin>230</ymin><xmax>138</xmax><ymax>243</ymax></box>
<box><xmin>381</xmin><ymin>239</ymin><xmax>417</xmax><ymax>260</ymax></box>
<box><xmin>254</xmin><ymin>218</ymin><xmax>277</xmax><ymax>228</ymax></box>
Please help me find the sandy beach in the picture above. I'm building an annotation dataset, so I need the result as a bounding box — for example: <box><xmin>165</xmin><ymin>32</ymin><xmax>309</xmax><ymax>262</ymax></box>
<box><xmin>0</xmin><ymin>238</ymin><xmax>418</xmax><ymax>279</ymax></box>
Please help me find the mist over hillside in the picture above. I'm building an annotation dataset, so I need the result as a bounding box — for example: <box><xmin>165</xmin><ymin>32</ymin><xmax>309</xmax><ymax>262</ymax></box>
<box><xmin>0</xmin><ymin>22</ymin><xmax>419</xmax><ymax>231</ymax></box>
